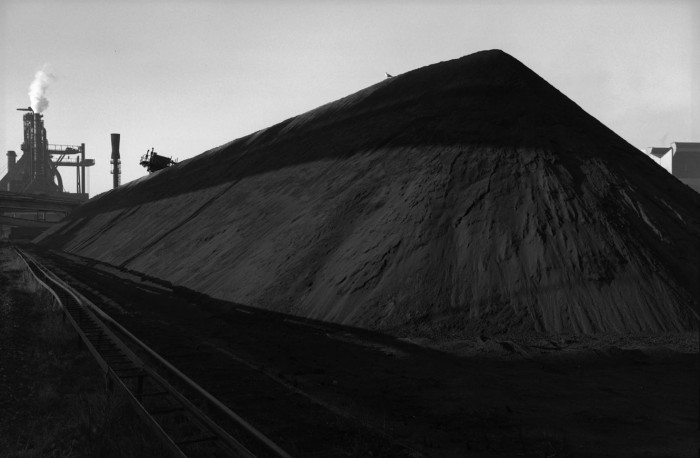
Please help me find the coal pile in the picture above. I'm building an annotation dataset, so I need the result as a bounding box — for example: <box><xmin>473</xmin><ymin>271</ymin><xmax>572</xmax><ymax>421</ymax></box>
<box><xmin>37</xmin><ymin>50</ymin><xmax>700</xmax><ymax>335</ymax></box>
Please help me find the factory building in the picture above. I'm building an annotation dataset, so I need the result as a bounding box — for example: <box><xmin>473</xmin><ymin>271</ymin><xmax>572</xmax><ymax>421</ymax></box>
<box><xmin>1</xmin><ymin>109</ymin><xmax>94</xmax><ymax>195</ymax></box>
<box><xmin>0</xmin><ymin>108</ymin><xmax>94</xmax><ymax>239</ymax></box>
<box><xmin>644</xmin><ymin>142</ymin><xmax>700</xmax><ymax>193</ymax></box>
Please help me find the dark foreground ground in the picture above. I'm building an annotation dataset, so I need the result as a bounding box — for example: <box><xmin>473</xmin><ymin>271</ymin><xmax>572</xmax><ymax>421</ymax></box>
<box><xmin>8</xmin><ymin>244</ymin><xmax>699</xmax><ymax>457</ymax></box>
<box><xmin>0</xmin><ymin>246</ymin><xmax>169</xmax><ymax>457</ymax></box>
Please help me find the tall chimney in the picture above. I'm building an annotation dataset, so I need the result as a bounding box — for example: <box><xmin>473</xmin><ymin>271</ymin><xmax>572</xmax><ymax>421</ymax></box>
<box><xmin>32</xmin><ymin>112</ymin><xmax>45</xmax><ymax>181</ymax></box>
<box><xmin>7</xmin><ymin>151</ymin><xmax>16</xmax><ymax>174</ymax></box>
<box><xmin>110</xmin><ymin>133</ymin><xmax>121</xmax><ymax>189</ymax></box>
<box><xmin>6</xmin><ymin>151</ymin><xmax>17</xmax><ymax>191</ymax></box>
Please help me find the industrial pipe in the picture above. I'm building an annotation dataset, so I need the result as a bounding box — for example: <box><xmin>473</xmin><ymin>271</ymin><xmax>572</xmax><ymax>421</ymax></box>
<box><xmin>110</xmin><ymin>134</ymin><xmax>121</xmax><ymax>189</ymax></box>
<box><xmin>7</xmin><ymin>151</ymin><xmax>16</xmax><ymax>174</ymax></box>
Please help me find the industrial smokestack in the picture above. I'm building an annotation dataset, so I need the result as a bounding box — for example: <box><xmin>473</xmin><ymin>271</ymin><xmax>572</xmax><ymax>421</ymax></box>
<box><xmin>7</xmin><ymin>151</ymin><xmax>16</xmax><ymax>174</ymax></box>
<box><xmin>110</xmin><ymin>133</ymin><xmax>121</xmax><ymax>189</ymax></box>
<box><xmin>33</xmin><ymin>113</ymin><xmax>44</xmax><ymax>180</ymax></box>
<box><xmin>5</xmin><ymin>151</ymin><xmax>16</xmax><ymax>191</ymax></box>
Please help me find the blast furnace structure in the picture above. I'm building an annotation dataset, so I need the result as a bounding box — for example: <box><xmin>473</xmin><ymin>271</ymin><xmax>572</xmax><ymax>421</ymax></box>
<box><xmin>0</xmin><ymin>108</ymin><xmax>95</xmax><ymax>238</ymax></box>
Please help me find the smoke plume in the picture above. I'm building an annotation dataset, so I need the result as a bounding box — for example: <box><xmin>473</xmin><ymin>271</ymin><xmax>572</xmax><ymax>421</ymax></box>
<box><xmin>28</xmin><ymin>64</ymin><xmax>56</xmax><ymax>113</ymax></box>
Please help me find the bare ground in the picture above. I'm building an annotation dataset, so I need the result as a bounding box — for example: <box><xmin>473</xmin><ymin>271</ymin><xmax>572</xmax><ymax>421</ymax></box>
<box><xmin>23</xmin><ymin>246</ymin><xmax>699</xmax><ymax>458</ymax></box>
<box><xmin>0</xmin><ymin>245</ymin><xmax>168</xmax><ymax>458</ymax></box>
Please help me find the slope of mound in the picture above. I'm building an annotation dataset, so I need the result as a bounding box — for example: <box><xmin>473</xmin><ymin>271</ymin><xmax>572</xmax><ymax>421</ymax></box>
<box><xmin>37</xmin><ymin>50</ymin><xmax>700</xmax><ymax>334</ymax></box>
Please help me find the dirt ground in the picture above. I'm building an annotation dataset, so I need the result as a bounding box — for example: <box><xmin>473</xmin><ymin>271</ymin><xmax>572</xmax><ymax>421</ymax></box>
<box><xmin>0</xmin><ymin>246</ymin><xmax>169</xmax><ymax>457</ymax></box>
<box><xmin>21</xmin><ymin>245</ymin><xmax>699</xmax><ymax>458</ymax></box>
<box><xmin>0</xmin><ymin>248</ymin><xmax>41</xmax><ymax>453</ymax></box>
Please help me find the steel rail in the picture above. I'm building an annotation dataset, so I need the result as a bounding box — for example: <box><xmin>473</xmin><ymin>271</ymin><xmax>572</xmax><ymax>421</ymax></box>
<box><xmin>15</xmin><ymin>248</ymin><xmax>291</xmax><ymax>458</ymax></box>
<box><xmin>15</xmin><ymin>249</ymin><xmax>189</xmax><ymax>457</ymax></box>
<box><xmin>17</xmin><ymin>248</ymin><xmax>254</xmax><ymax>457</ymax></box>
<box><xmin>22</xmin><ymin>249</ymin><xmax>293</xmax><ymax>458</ymax></box>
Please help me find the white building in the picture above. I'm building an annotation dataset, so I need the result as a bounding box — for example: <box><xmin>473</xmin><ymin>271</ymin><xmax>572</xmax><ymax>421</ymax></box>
<box><xmin>644</xmin><ymin>142</ymin><xmax>700</xmax><ymax>193</ymax></box>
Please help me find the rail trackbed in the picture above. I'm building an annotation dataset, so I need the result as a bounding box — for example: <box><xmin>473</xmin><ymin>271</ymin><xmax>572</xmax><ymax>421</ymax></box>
<box><xmin>15</xmin><ymin>248</ymin><xmax>293</xmax><ymax>458</ymax></box>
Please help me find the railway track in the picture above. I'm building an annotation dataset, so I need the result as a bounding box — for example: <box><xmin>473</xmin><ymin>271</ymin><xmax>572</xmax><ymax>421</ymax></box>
<box><xmin>20</xmin><ymin>247</ymin><xmax>423</xmax><ymax>457</ymax></box>
<box><xmin>15</xmin><ymin>248</ymin><xmax>292</xmax><ymax>458</ymax></box>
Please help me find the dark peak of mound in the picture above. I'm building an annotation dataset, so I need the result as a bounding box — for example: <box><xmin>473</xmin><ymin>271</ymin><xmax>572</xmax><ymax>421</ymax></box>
<box><xmin>272</xmin><ymin>48</ymin><xmax>579</xmax><ymax>145</ymax></box>
<box><xmin>76</xmin><ymin>49</ymin><xmax>637</xmax><ymax>215</ymax></box>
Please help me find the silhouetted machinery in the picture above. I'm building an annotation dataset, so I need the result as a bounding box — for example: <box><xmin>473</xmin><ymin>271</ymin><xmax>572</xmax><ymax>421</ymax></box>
<box><xmin>140</xmin><ymin>148</ymin><xmax>177</xmax><ymax>173</ymax></box>
<box><xmin>1</xmin><ymin>107</ymin><xmax>94</xmax><ymax>196</ymax></box>
<box><xmin>0</xmin><ymin>107</ymin><xmax>94</xmax><ymax>239</ymax></box>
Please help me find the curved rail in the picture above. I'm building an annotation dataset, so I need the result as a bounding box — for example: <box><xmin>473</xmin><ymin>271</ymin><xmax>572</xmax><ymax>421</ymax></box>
<box><xmin>15</xmin><ymin>248</ymin><xmax>292</xmax><ymax>458</ymax></box>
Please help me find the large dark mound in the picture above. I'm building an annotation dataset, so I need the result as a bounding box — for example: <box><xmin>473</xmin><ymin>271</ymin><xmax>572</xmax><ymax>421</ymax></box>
<box><xmin>37</xmin><ymin>50</ymin><xmax>700</xmax><ymax>334</ymax></box>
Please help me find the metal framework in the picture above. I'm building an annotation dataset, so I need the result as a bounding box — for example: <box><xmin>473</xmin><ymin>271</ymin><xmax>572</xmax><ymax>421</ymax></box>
<box><xmin>49</xmin><ymin>143</ymin><xmax>94</xmax><ymax>194</ymax></box>
<box><xmin>140</xmin><ymin>148</ymin><xmax>177</xmax><ymax>173</ymax></box>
